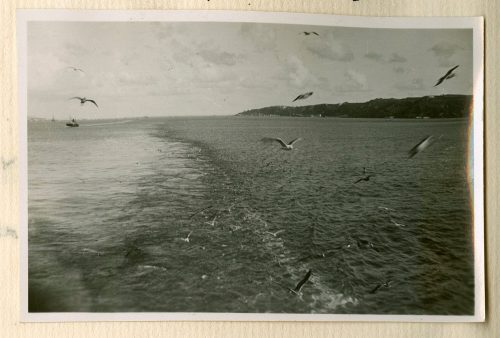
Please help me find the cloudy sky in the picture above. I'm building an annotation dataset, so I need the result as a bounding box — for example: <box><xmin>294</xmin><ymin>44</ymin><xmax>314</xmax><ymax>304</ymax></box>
<box><xmin>27</xmin><ymin>21</ymin><xmax>473</xmax><ymax>119</ymax></box>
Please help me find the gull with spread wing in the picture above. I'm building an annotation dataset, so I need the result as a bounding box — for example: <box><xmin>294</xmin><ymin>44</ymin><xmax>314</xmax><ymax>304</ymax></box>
<box><xmin>69</xmin><ymin>96</ymin><xmax>99</xmax><ymax>108</ymax></box>
<box><xmin>261</xmin><ymin>137</ymin><xmax>302</xmax><ymax>150</ymax></box>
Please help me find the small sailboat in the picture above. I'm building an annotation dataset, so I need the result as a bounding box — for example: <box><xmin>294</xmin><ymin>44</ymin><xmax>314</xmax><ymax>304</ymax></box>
<box><xmin>66</xmin><ymin>118</ymin><xmax>79</xmax><ymax>127</ymax></box>
<box><xmin>51</xmin><ymin>115</ymin><xmax>55</xmax><ymax>122</ymax></box>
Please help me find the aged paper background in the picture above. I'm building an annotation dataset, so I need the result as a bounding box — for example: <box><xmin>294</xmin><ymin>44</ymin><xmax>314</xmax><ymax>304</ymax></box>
<box><xmin>1</xmin><ymin>1</ymin><xmax>497</xmax><ymax>337</ymax></box>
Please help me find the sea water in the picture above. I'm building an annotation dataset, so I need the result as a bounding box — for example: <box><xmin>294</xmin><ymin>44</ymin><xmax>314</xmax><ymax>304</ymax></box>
<box><xmin>27</xmin><ymin>116</ymin><xmax>474</xmax><ymax>314</ymax></box>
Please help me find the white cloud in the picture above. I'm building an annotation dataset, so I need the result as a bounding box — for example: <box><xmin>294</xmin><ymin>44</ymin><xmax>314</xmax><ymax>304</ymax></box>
<box><xmin>364</xmin><ymin>52</ymin><xmax>384</xmax><ymax>62</ymax></box>
<box><xmin>285</xmin><ymin>55</ymin><xmax>320</xmax><ymax>88</ymax></box>
<box><xmin>196</xmin><ymin>49</ymin><xmax>238</xmax><ymax>66</ymax></box>
<box><xmin>393</xmin><ymin>66</ymin><xmax>407</xmax><ymax>74</ymax></box>
<box><xmin>335</xmin><ymin>69</ymin><xmax>367</xmax><ymax>92</ymax></box>
<box><xmin>26</xmin><ymin>22</ymin><xmax>473</xmax><ymax>118</ymax></box>
<box><xmin>429</xmin><ymin>42</ymin><xmax>464</xmax><ymax>66</ymax></box>
<box><xmin>394</xmin><ymin>78</ymin><xmax>425</xmax><ymax>90</ymax></box>
<box><xmin>364</xmin><ymin>52</ymin><xmax>407</xmax><ymax>64</ymax></box>
<box><xmin>197</xmin><ymin>64</ymin><xmax>238</xmax><ymax>85</ymax></box>
<box><xmin>388</xmin><ymin>53</ymin><xmax>407</xmax><ymax>63</ymax></box>
<box><xmin>239</xmin><ymin>23</ymin><xmax>277</xmax><ymax>52</ymax></box>
<box><xmin>304</xmin><ymin>33</ymin><xmax>353</xmax><ymax>62</ymax></box>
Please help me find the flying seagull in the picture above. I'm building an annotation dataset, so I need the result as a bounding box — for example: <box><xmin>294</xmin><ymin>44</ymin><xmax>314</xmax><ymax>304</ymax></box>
<box><xmin>369</xmin><ymin>280</ymin><xmax>392</xmax><ymax>294</ymax></box>
<box><xmin>292</xmin><ymin>92</ymin><xmax>313</xmax><ymax>102</ymax></box>
<box><xmin>271</xmin><ymin>269</ymin><xmax>313</xmax><ymax>295</ymax></box>
<box><xmin>262</xmin><ymin>137</ymin><xmax>302</xmax><ymax>150</ymax></box>
<box><xmin>356</xmin><ymin>239</ymin><xmax>375</xmax><ymax>249</ymax></box>
<box><xmin>290</xmin><ymin>269</ymin><xmax>312</xmax><ymax>295</ymax></box>
<box><xmin>408</xmin><ymin>135</ymin><xmax>435</xmax><ymax>159</ymax></box>
<box><xmin>205</xmin><ymin>214</ymin><xmax>218</xmax><ymax>227</ymax></box>
<box><xmin>69</xmin><ymin>97</ymin><xmax>99</xmax><ymax>108</ymax></box>
<box><xmin>354</xmin><ymin>175</ymin><xmax>373</xmax><ymax>184</ymax></box>
<box><xmin>264</xmin><ymin>230</ymin><xmax>285</xmax><ymax>237</ymax></box>
<box><xmin>67</xmin><ymin>66</ymin><xmax>85</xmax><ymax>73</ymax></box>
<box><xmin>181</xmin><ymin>231</ymin><xmax>193</xmax><ymax>243</ymax></box>
<box><xmin>301</xmin><ymin>31</ymin><xmax>319</xmax><ymax>36</ymax></box>
<box><xmin>434</xmin><ymin>65</ymin><xmax>459</xmax><ymax>87</ymax></box>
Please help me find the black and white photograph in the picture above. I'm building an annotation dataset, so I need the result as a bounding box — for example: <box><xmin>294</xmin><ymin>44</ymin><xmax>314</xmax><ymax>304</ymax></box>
<box><xmin>18</xmin><ymin>10</ymin><xmax>484</xmax><ymax>321</ymax></box>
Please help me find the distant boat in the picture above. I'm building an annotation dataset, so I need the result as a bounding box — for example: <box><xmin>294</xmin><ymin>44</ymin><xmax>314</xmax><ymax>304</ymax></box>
<box><xmin>66</xmin><ymin>119</ymin><xmax>79</xmax><ymax>127</ymax></box>
<box><xmin>51</xmin><ymin>115</ymin><xmax>55</xmax><ymax>122</ymax></box>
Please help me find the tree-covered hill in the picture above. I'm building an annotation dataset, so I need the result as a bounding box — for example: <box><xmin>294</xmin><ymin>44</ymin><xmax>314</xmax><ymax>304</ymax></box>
<box><xmin>236</xmin><ymin>95</ymin><xmax>472</xmax><ymax>119</ymax></box>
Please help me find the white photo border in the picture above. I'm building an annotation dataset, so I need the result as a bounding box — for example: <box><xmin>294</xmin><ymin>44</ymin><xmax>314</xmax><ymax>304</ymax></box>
<box><xmin>17</xmin><ymin>9</ymin><xmax>484</xmax><ymax>323</ymax></box>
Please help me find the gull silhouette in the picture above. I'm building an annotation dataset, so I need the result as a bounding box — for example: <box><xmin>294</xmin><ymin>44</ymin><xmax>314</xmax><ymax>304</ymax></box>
<box><xmin>356</xmin><ymin>239</ymin><xmax>375</xmax><ymax>249</ymax></box>
<box><xmin>408</xmin><ymin>135</ymin><xmax>435</xmax><ymax>159</ymax></box>
<box><xmin>69</xmin><ymin>97</ymin><xmax>99</xmax><ymax>108</ymax></box>
<box><xmin>271</xmin><ymin>269</ymin><xmax>313</xmax><ymax>295</ymax></box>
<box><xmin>369</xmin><ymin>280</ymin><xmax>392</xmax><ymax>294</ymax></box>
<box><xmin>434</xmin><ymin>65</ymin><xmax>459</xmax><ymax>87</ymax></box>
<box><xmin>301</xmin><ymin>31</ymin><xmax>319</xmax><ymax>36</ymax></box>
<box><xmin>67</xmin><ymin>66</ymin><xmax>85</xmax><ymax>73</ymax></box>
<box><xmin>354</xmin><ymin>175</ymin><xmax>373</xmax><ymax>184</ymax></box>
<box><xmin>181</xmin><ymin>231</ymin><xmax>193</xmax><ymax>243</ymax></box>
<box><xmin>289</xmin><ymin>269</ymin><xmax>312</xmax><ymax>295</ymax></box>
<box><xmin>292</xmin><ymin>92</ymin><xmax>313</xmax><ymax>102</ymax></box>
<box><xmin>205</xmin><ymin>214</ymin><xmax>218</xmax><ymax>227</ymax></box>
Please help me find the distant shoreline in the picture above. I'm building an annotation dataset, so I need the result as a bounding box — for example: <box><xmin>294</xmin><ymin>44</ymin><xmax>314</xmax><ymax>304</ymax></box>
<box><xmin>234</xmin><ymin>115</ymin><xmax>469</xmax><ymax>121</ymax></box>
<box><xmin>236</xmin><ymin>94</ymin><xmax>472</xmax><ymax>119</ymax></box>
<box><xmin>27</xmin><ymin>115</ymin><xmax>470</xmax><ymax>122</ymax></box>
<box><xmin>27</xmin><ymin>94</ymin><xmax>473</xmax><ymax>121</ymax></box>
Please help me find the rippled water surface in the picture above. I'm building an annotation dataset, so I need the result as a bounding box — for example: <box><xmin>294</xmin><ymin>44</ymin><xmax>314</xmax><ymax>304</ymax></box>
<box><xmin>28</xmin><ymin>116</ymin><xmax>474</xmax><ymax>314</ymax></box>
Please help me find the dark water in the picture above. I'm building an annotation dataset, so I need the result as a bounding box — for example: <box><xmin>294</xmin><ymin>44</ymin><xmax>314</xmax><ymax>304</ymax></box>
<box><xmin>28</xmin><ymin>116</ymin><xmax>474</xmax><ymax>314</ymax></box>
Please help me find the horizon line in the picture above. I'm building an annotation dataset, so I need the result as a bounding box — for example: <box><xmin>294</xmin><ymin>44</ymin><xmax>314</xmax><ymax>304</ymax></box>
<box><xmin>27</xmin><ymin>93</ymin><xmax>472</xmax><ymax>120</ymax></box>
